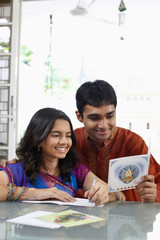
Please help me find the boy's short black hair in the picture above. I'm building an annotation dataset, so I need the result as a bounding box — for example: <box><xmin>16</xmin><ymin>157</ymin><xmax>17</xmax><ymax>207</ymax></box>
<box><xmin>75</xmin><ymin>80</ymin><xmax>117</xmax><ymax>117</ymax></box>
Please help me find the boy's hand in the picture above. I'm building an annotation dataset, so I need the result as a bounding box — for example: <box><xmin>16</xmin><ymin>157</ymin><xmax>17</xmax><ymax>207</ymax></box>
<box><xmin>136</xmin><ymin>175</ymin><xmax>157</xmax><ymax>202</ymax></box>
<box><xmin>0</xmin><ymin>158</ymin><xmax>17</xmax><ymax>167</ymax></box>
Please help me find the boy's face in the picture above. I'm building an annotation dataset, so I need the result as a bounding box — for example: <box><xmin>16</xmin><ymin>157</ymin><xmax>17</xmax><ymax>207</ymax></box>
<box><xmin>76</xmin><ymin>104</ymin><xmax>116</xmax><ymax>146</ymax></box>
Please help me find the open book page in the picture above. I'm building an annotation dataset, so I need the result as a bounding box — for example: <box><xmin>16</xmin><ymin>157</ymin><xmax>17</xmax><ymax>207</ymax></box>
<box><xmin>7</xmin><ymin>210</ymin><xmax>105</xmax><ymax>229</ymax></box>
<box><xmin>22</xmin><ymin>197</ymin><xmax>104</xmax><ymax>207</ymax></box>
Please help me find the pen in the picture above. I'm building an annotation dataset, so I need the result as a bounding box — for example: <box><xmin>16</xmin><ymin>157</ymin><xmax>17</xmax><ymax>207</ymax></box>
<box><xmin>92</xmin><ymin>176</ymin><xmax>97</xmax><ymax>186</ymax></box>
<box><xmin>89</xmin><ymin>176</ymin><xmax>97</xmax><ymax>203</ymax></box>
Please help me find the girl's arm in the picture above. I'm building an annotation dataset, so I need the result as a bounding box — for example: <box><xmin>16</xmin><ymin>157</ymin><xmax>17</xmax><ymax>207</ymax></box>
<box><xmin>0</xmin><ymin>171</ymin><xmax>75</xmax><ymax>202</ymax></box>
<box><xmin>83</xmin><ymin>171</ymin><xmax>125</xmax><ymax>205</ymax></box>
<box><xmin>0</xmin><ymin>184</ymin><xmax>76</xmax><ymax>202</ymax></box>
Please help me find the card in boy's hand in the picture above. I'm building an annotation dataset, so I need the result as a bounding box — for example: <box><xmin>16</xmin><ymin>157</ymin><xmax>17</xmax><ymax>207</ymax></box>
<box><xmin>108</xmin><ymin>154</ymin><xmax>150</xmax><ymax>192</ymax></box>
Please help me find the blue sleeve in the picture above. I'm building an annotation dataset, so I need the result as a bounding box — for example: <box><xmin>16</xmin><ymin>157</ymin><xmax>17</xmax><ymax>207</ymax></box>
<box><xmin>0</xmin><ymin>163</ymin><xmax>28</xmax><ymax>186</ymax></box>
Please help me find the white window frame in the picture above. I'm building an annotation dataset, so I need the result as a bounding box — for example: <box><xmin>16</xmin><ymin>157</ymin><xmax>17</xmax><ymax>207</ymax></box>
<box><xmin>0</xmin><ymin>0</ymin><xmax>21</xmax><ymax>160</ymax></box>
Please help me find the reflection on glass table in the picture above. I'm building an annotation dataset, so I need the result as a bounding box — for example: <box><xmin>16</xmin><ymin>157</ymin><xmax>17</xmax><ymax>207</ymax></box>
<box><xmin>0</xmin><ymin>201</ymin><xmax>160</xmax><ymax>240</ymax></box>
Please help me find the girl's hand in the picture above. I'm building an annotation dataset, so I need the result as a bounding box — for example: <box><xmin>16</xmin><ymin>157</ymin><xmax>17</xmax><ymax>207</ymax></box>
<box><xmin>32</xmin><ymin>187</ymin><xmax>76</xmax><ymax>202</ymax></box>
<box><xmin>84</xmin><ymin>182</ymin><xmax>109</xmax><ymax>206</ymax></box>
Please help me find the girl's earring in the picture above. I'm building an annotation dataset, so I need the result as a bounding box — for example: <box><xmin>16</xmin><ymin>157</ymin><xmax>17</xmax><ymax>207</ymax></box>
<box><xmin>38</xmin><ymin>145</ymin><xmax>41</xmax><ymax>152</ymax></box>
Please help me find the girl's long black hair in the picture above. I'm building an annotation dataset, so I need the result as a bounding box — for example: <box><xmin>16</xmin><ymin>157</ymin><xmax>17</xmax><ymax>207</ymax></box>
<box><xmin>16</xmin><ymin>108</ymin><xmax>80</xmax><ymax>184</ymax></box>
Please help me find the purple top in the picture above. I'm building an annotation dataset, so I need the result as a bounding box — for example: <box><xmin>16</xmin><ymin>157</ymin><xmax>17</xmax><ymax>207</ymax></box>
<box><xmin>0</xmin><ymin>162</ymin><xmax>91</xmax><ymax>197</ymax></box>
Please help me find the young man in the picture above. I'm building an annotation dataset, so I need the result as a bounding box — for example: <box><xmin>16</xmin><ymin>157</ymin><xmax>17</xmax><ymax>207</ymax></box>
<box><xmin>74</xmin><ymin>79</ymin><xmax>159</xmax><ymax>202</ymax></box>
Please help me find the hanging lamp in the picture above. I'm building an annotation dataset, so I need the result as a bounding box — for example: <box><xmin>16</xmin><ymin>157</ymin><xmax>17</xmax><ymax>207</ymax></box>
<box><xmin>118</xmin><ymin>0</ymin><xmax>127</xmax><ymax>40</ymax></box>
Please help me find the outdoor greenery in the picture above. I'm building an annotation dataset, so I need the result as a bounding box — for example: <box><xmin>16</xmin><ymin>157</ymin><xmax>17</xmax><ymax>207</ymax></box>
<box><xmin>0</xmin><ymin>41</ymin><xmax>9</xmax><ymax>52</ymax></box>
<box><xmin>44</xmin><ymin>55</ymin><xmax>72</xmax><ymax>96</ymax></box>
<box><xmin>20</xmin><ymin>45</ymin><xmax>33</xmax><ymax>66</ymax></box>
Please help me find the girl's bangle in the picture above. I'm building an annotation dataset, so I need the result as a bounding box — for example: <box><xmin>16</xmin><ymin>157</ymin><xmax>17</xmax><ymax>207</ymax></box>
<box><xmin>14</xmin><ymin>186</ymin><xmax>28</xmax><ymax>201</ymax></box>
<box><xmin>7</xmin><ymin>183</ymin><xmax>16</xmax><ymax>201</ymax></box>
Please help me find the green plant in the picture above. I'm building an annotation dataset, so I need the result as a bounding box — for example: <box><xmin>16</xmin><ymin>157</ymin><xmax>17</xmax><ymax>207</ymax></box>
<box><xmin>44</xmin><ymin>55</ymin><xmax>71</xmax><ymax>96</ymax></box>
<box><xmin>0</xmin><ymin>41</ymin><xmax>9</xmax><ymax>52</ymax></box>
<box><xmin>20</xmin><ymin>45</ymin><xmax>33</xmax><ymax>66</ymax></box>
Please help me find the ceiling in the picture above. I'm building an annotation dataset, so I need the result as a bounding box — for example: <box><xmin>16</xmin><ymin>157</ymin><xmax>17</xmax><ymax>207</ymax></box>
<box><xmin>22</xmin><ymin>0</ymin><xmax>160</xmax><ymax>16</ymax></box>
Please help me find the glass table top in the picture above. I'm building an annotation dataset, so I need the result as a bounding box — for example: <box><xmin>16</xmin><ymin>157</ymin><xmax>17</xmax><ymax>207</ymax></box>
<box><xmin>0</xmin><ymin>200</ymin><xmax>160</xmax><ymax>240</ymax></box>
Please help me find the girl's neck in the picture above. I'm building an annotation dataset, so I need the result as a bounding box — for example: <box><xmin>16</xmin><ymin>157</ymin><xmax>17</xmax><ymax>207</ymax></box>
<box><xmin>40</xmin><ymin>158</ymin><xmax>59</xmax><ymax>176</ymax></box>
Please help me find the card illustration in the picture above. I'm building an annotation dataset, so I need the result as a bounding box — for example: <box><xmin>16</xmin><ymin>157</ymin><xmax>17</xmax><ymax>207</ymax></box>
<box><xmin>36</xmin><ymin>209</ymin><xmax>104</xmax><ymax>228</ymax></box>
<box><xmin>108</xmin><ymin>154</ymin><xmax>150</xmax><ymax>192</ymax></box>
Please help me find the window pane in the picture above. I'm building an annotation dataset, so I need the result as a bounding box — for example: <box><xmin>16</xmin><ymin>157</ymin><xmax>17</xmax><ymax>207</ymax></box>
<box><xmin>0</xmin><ymin>149</ymin><xmax>8</xmax><ymax>159</ymax></box>
<box><xmin>0</xmin><ymin>86</ymin><xmax>9</xmax><ymax>115</ymax></box>
<box><xmin>0</xmin><ymin>25</ymin><xmax>11</xmax><ymax>53</ymax></box>
<box><xmin>0</xmin><ymin>117</ymin><xmax>9</xmax><ymax>146</ymax></box>
<box><xmin>0</xmin><ymin>1</ymin><xmax>12</xmax><ymax>23</ymax></box>
<box><xmin>0</xmin><ymin>56</ymin><xmax>10</xmax><ymax>83</ymax></box>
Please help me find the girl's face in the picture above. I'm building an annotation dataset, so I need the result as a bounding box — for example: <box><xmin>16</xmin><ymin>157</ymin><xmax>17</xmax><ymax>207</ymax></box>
<box><xmin>41</xmin><ymin>119</ymin><xmax>72</xmax><ymax>161</ymax></box>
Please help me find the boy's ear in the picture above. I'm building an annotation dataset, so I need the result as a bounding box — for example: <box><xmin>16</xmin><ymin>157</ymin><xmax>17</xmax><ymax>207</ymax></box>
<box><xmin>75</xmin><ymin>110</ymin><xmax>83</xmax><ymax>123</ymax></box>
